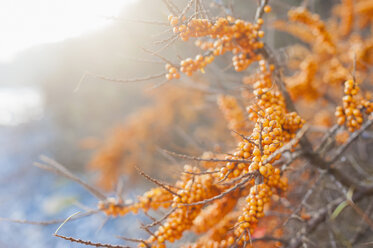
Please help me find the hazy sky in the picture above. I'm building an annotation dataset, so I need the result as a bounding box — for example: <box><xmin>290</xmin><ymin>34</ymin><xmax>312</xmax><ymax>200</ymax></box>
<box><xmin>0</xmin><ymin>0</ymin><xmax>133</xmax><ymax>62</ymax></box>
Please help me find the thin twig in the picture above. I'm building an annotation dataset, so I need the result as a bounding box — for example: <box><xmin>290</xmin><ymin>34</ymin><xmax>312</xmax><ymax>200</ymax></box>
<box><xmin>162</xmin><ymin>149</ymin><xmax>252</xmax><ymax>164</ymax></box>
<box><xmin>34</xmin><ymin>156</ymin><xmax>106</xmax><ymax>200</ymax></box>
<box><xmin>135</xmin><ymin>166</ymin><xmax>181</xmax><ymax>197</ymax></box>
<box><xmin>328</xmin><ymin>115</ymin><xmax>373</xmax><ymax>165</ymax></box>
<box><xmin>255</xmin><ymin>0</ymin><xmax>269</xmax><ymax>22</ymax></box>
<box><xmin>0</xmin><ymin>210</ymin><xmax>98</xmax><ymax>226</ymax></box>
<box><xmin>55</xmin><ymin>234</ymin><xmax>131</xmax><ymax>248</ymax></box>
<box><xmin>82</xmin><ymin>71</ymin><xmax>166</xmax><ymax>84</ymax></box>
<box><xmin>144</xmin><ymin>208</ymin><xmax>176</xmax><ymax>228</ymax></box>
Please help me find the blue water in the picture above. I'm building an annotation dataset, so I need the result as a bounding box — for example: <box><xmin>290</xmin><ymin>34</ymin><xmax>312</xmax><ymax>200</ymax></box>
<box><xmin>0</xmin><ymin>118</ymin><xmax>149</xmax><ymax>247</ymax></box>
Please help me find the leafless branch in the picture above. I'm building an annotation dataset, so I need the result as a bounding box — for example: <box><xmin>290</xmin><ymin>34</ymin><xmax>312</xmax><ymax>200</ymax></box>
<box><xmin>34</xmin><ymin>156</ymin><xmax>106</xmax><ymax>200</ymax></box>
<box><xmin>135</xmin><ymin>166</ymin><xmax>181</xmax><ymax>197</ymax></box>
<box><xmin>55</xmin><ymin>234</ymin><xmax>131</xmax><ymax>248</ymax></box>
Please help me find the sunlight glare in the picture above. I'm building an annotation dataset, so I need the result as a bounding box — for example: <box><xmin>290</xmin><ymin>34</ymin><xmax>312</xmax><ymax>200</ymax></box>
<box><xmin>0</xmin><ymin>0</ymin><xmax>134</xmax><ymax>62</ymax></box>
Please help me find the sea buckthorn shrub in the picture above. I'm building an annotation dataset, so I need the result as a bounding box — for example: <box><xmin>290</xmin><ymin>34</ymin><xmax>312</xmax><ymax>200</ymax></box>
<box><xmin>49</xmin><ymin>1</ymin><xmax>373</xmax><ymax>248</ymax></box>
<box><xmin>88</xmin><ymin>86</ymin><xmax>230</xmax><ymax>190</ymax></box>
<box><xmin>98</xmin><ymin>52</ymin><xmax>304</xmax><ymax>248</ymax></box>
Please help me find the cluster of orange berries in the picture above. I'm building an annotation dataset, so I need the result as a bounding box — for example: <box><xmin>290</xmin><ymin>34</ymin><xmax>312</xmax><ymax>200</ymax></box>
<box><xmin>168</xmin><ymin>16</ymin><xmax>210</xmax><ymax>41</ymax></box>
<box><xmin>97</xmin><ymin>197</ymin><xmax>129</xmax><ymax>217</ymax></box>
<box><xmin>186</xmin><ymin>211</ymin><xmax>240</xmax><ymax>248</ymax></box>
<box><xmin>218</xmin><ymin>60</ymin><xmax>304</xmax><ymax>182</ymax></box>
<box><xmin>194</xmin><ymin>39</ymin><xmax>213</xmax><ymax>51</ymax></box>
<box><xmin>207</xmin><ymin>61</ymin><xmax>301</xmax><ymax>245</ymax></box>
<box><xmin>143</xmin><ymin>166</ymin><xmax>219</xmax><ymax>248</ymax></box>
<box><xmin>98</xmin><ymin>187</ymin><xmax>173</xmax><ymax>217</ymax></box>
<box><xmin>204</xmin><ymin>215</ymin><xmax>238</xmax><ymax>248</ymax></box>
<box><xmin>168</xmin><ymin>15</ymin><xmax>265</xmax><ymax>44</ymax></box>
<box><xmin>180</xmin><ymin>54</ymin><xmax>214</xmax><ymax>76</ymax></box>
<box><xmin>288</xmin><ymin>7</ymin><xmax>335</xmax><ymax>54</ymax></box>
<box><xmin>165</xmin><ymin>10</ymin><xmax>270</xmax><ymax>79</ymax></box>
<box><xmin>165</xmin><ymin>54</ymin><xmax>215</xmax><ymax>79</ymax></box>
<box><xmin>286</xmin><ymin>56</ymin><xmax>319</xmax><ymax>101</ymax></box>
<box><xmin>99</xmin><ymin>166</ymin><xmax>218</xmax><ymax>248</ymax></box>
<box><xmin>219</xmin><ymin>140</ymin><xmax>253</xmax><ymax>180</ymax></box>
<box><xmin>165</xmin><ymin>63</ymin><xmax>180</xmax><ymax>80</ymax></box>
<box><xmin>232</xmin><ymin>120</ymin><xmax>287</xmax><ymax>243</ymax></box>
<box><xmin>192</xmin><ymin>195</ymin><xmax>238</xmax><ymax>234</ymax></box>
<box><xmin>249</xmin><ymin>119</ymin><xmax>283</xmax><ymax>178</ymax></box>
<box><xmin>248</xmin><ymin>61</ymin><xmax>305</xmax><ymax>141</ymax></box>
<box><xmin>232</xmin><ymin>53</ymin><xmax>260</xmax><ymax>72</ymax></box>
<box><xmin>283</xmin><ymin>112</ymin><xmax>305</xmax><ymax>139</ymax></box>
<box><xmin>335</xmin><ymin>79</ymin><xmax>373</xmax><ymax>132</ymax></box>
<box><xmin>247</xmin><ymin>62</ymin><xmax>280</xmax><ymax>121</ymax></box>
<box><xmin>227</xmin><ymin>62</ymin><xmax>302</xmax><ymax>243</ymax></box>
<box><xmin>234</xmin><ymin>164</ymin><xmax>287</xmax><ymax>244</ymax></box>
<box><xmin>235</xmin><ymin>184</ymin><xmax>271</xmax><ymax>243</ymax></box>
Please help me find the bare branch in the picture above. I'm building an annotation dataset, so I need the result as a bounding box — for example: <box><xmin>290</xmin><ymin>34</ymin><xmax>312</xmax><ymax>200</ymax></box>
<box><xmin>328</xmin><ymin>115</ymin><xmax>373</xmax><ymax>165</ymax></box>
<box><xmin>0</xmin><ymin>210</ymin><xmax>98</xmax><ymax>226</ymax></box>
<box><xmin>162</xmin><ymin>149</ymin><xmax>252</xmax><ymax>164</ymax></box>
<box><xmin>34</xmin><ymin>156</ymin><xmax>106</xmax><ymax>200</ymax></box>
<box><xmin>82</xmin><ymin>71</ymin><xmax>166</xmax><ymax>84</ymax></box>
<box><xmin>255</xmin><ymin>0</ymin><xmax>269</xmax><ymax>22</ymax></box>
<box><xmin>144</xmin><ymin>208</ymin><xmax>176</xmax><ymax>228</ymax></box>
<box><xmin>135</xmin><ymin>166</ymin><xmax>181</xmax><ymax>197</ymax></box>
<box><xmin>55</xmin><ymin>234</ymin><xmax>131</xmax><ymax>248</ymax></box>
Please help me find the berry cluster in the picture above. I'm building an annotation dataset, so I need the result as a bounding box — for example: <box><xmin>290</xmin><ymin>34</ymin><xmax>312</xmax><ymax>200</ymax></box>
<box><xmin>180</xmin><ymin>54</ymin><xmax>214</xmax><ymax>76</ymax></box>
<box><xmin>335</xmin><ymin>79</ymin><xmax>373</xmax><ymax>132</ymax></box>
<box><xmin>98</xmin><ymin>187</ymin><xmax>173</xmax><ymax>217</ymax></box>
<box><xmin>235</xmin><ymin>184</ymin><xmax>272</xmax><ymax>243</ymax></box>
<box><xmin>165</xmin><ymin>63</ymin><xmax>180</xmax><ymax>80</ymax></box>
<box><xmin>165</xmin><ymin>12</ymin><xmax>268</xmax><ymax>79</ymax></box>
<box><xmin>97</xmin><ymin>197</ymin><xmax>129</xmax><ymax>217</ymax></box>
<box><xmin>144</xmin><ymin>166</ymin><xmax>219</xmax><ymax>248</ymax></box>
<box><xmin>219</xmin><ymin>140</ymin><xmax>254</xmax><ymax>179</ymax></box>
<box><xmin>192</xmin><ymin>194</ymin><xmax>238</xmax><ymax>234</ymax></box>
<box><xmin>288</xmin><ymin>7</ymin><xmax>335</xmax><ymax>54</ymax></box>
<box><xmin>247</xmin><ymin>61</ymin><xmax>305</xmax><ymax>141</ymax></box>
<box><xmin>217</xmin><ymin>61</ymin><xmax>304</xmax><ymax>183</ymax></box>
<box><xmin>286</xmin><ymin>56</ymin><xmax>319</xmax><ymax>101</ymax></box>
<box><xmin>186</xmin><ymin>213</ymin><xmax>238</xmax><ymax>248</ymax></box>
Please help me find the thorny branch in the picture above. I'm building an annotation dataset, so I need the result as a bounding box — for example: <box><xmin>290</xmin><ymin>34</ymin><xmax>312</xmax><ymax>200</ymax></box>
<box><xmin>0</xmin><ymin>210</ymin><xmax>99</xmax><ymax>226</ymax></box>
<box><xmin>135</xmin><ymin>166</ymin><xmax>182</xmax><ymax>197</ymax></box>
<box><xmin>34</xmin><ymin>155</ymin><xmax>106</xmax><ymax>200</ymax></box>
<box><xmin>162</xmin><ymin>149</ymin><xmax>253</xmax><ymax>164</ymax></box>
<box><xmin>54</xmin><ymin>234</ymin><xmax>131</xmax><ymax>248</ymax></box>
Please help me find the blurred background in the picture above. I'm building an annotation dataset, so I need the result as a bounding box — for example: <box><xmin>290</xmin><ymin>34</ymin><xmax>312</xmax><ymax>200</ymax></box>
<box><xmin>0</xmin><ymin>0</ymin><xmax>169</xmax><ymax>246</ymax></box>
<box><xmin>0</xmin><ymin>0</ymin><xmax>329</xmax><ymax>247</ymax></box>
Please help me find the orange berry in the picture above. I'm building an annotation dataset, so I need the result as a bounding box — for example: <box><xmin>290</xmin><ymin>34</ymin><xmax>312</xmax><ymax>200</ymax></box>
<box><xmin>264</xmin><ymin>5</ymin><xmax>271</xmax><ymax>13</ymax></box>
